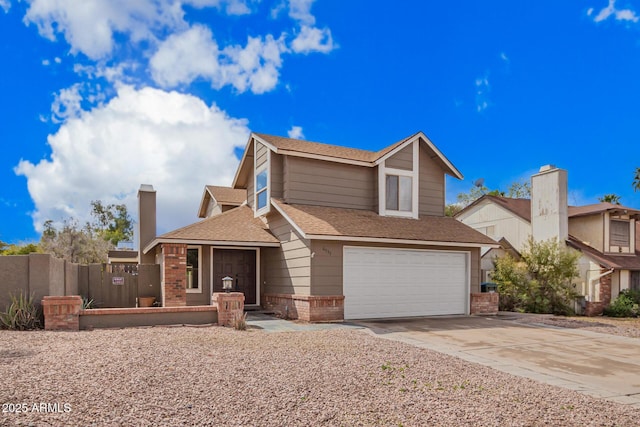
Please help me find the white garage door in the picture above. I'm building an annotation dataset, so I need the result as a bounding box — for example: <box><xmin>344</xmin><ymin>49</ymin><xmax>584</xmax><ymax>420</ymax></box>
<box><xmin>343</xmin><ymin>247</ymin><xmax>469</xmax><ymax>320</ymax></box>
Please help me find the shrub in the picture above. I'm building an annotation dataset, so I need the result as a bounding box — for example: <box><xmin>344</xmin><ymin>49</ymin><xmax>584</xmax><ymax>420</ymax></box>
<box><xmin>493</xmin><ymin>237</ymin><xmax>580</xmax><ymax>315</ymax></box>
<box><xmin>0</xmin><ymin>291</ymin><xmax>42</xmax><ymax>330</ymax></box>
<box><xmin>604</xmin><ymin>290</ymin><xmax>640</xmax><ymax>318</ymax></box>
<box><xmin>232</xmin><ymin>312</ymin><xmax>247</xmax><ymax>331</ymax></box>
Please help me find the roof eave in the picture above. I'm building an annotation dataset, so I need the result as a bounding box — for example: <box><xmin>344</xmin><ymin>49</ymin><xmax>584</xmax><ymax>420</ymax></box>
<box><xmin>144</xmin><ymin>238</ymin><xmax>280</xmax><ymax>254</ymax></box>
<box><xmin>305</xmin><ymin>234</ymin><xmax>499</xmax><ymax>248</ymax></box>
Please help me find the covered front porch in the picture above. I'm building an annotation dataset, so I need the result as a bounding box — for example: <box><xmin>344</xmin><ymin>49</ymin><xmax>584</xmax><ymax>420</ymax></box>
<box><xmin>142</xmin><ymin>204</ymin><xmax>281</xmax><ymax>308</ymax></box>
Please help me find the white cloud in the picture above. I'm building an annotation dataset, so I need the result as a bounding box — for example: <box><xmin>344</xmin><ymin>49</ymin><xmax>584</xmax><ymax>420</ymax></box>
<box><xmin>288</xmin><ymin>0</ymin><xmax>316</xmax><ymax>26</ymax></box>
<box><xmin>1</xmin><ymin>0</ymin><xmax>10</xmax><ymax>13</ymax></box>
<box><xmin>592</xmin><ymin>0</ymin><xmax>639</xmax><ymax>23</ymax></box>
<box><xmin>475</xmin><ymin>75</ymin><xmax>490</xmax><ymax>113</ymax></box>
<box><xmin>42</xmin><ymin>59</ymin><xmax>50</xmax><ymax>66</ymax></box>
<box><xmin>500</xmin><ymin>52</ymin><xmax>509</xmax><ymax>63</ymax></box>
<box><xmin>15</xmin><ymin>85</ymin><xmax>250</xmax><ymax>235</ymax></box>
<box><xmin>51</xmin><ymin>84</ymin><xmax>84</xmax><ymax>123</ymax></box>
<box><xmin>184</xmin><ymin>0</ymin><xmax>251</xmax><ymax>15</ymax></box>
<box><xmin>287</xmin><ymin>125</ymin><xmax>304</xmax><ymax>139</ymax></box>
<box><xmin>291</xmin><ymin>25</ymin><xmax>334</xmax><ymax>54</ymax></box>
<box><xmin>150</xmin><ymin>25</ymin><xmax>288</xmax><ymax>93</ymax></box>
<box><xmin>24</xmin><ymin>0</ymin><xmax>187</xmax><ymax>60</ymax></box>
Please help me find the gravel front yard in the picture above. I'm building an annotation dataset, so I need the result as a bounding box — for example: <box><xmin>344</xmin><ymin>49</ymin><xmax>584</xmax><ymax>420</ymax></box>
<box><xmin>2</xmin><ymin>326</ymin><xmax>639</xmax><ymax>426</ymax></box>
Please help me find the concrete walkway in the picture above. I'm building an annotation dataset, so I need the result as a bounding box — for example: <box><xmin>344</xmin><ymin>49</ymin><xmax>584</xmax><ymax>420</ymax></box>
<box><xmin>356</xmin><ymin>315</ymin><xmax>640</xmax><ymax>407</ymax></box>
<box><xmin>246</xmin><ymin>312</ymin><xmax>360</xmax><ymax>333</ymax></box>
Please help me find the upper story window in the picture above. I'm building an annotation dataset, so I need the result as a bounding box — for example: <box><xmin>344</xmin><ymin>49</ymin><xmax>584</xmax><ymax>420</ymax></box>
<box><xmin>610</xmin><ymin>219</ymin><xmax>630</xmax><ymax>247</ymax></box>
<box><xmin>256</xmin><ymin>167</ymin><xmax>268</xmax><ymax>211</ymax></box>
<box><xmin>385</xmin><ymin>174</ymin><xmax>412</xmax><ymax>211</ymax></box>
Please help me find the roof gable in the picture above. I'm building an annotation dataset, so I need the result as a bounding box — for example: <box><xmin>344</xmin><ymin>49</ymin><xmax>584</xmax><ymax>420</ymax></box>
<box><xmin>197</xmin><ymin>185</ymin><xmax>246</xmax><ymax>218</ymax></box>
<box><xmin>145</xmin><ymin>205</ymin><xmax>279</xmax><ymax>253</ymax></box>
<box><xmin>232</xmin><ymin>131</ymin><xmax>463</xmax><ymax>188</ymax></box>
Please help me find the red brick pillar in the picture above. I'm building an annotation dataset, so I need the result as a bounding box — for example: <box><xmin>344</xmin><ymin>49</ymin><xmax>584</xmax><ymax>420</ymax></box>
<box><xmin>42</xmin><ymin>296</ymin><xmax>82</xmax><ymax>331</ymax></box>
<box><xmin>162</xmin><ymin>243</ymin><xmax>187</xmax><ymax>307</ymax></box>
<box><xmin>600</xmin><ymin>268</ymin><xmax>612</xmax><ymax>306</ymax></box>
<box><xmin>213</xmin><ymin>292</ymin><xmax>245</xmax><ymax>327</ymax></box>
<box><xmin>470</xmin><ymin>292</ymin><xmax>499</xmax><ymax>315</ymax></box>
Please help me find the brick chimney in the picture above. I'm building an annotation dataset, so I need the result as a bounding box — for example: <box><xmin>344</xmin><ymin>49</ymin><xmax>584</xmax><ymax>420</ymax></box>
<box><xmin>137</xmin><ymin>184</ymin><xmax>156</xmax><ymax>264</ymax></box>
<box><xmin>531</xmin><ymin>165</ymin><xmax>568</xmax><ymax>243</ymax></box>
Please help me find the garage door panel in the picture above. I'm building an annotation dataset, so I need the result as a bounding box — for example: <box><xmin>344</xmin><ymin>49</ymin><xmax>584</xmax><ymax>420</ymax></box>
<box><xmin>343</xmin><ymin>247</ymin><xmax>468</xmax><ymax>320</ymax></box>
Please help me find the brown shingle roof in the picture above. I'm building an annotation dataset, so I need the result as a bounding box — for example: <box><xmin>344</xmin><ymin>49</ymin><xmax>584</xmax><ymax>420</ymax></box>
<box><xmin>458</xmin><ymin>196</ymin><xmax>640</xmax><ymax>222</ymax></box>
<box><xmin>149</xmin><ymin>205</ymin><xmax>279</xmax><ymax>249</ymax></box>
<box><xmin>568</xmin><ymin>202</ymin><xmax>640</xmax><ymax>218</ymax></box>
<box><xmin>206</xmin><ymin>185</ymin><xmax>246</xmax><ymax>205</ymax></box>
<box><xmin>254</xmin><ymin>133</ymin><xmax>382</xmax><ymax>163</ymax></box>
<box><xmin>273</xmin><ymin>200</ymin><xmax>497</xmax><ymax>246</ymax></box>
<box><xmin>567</xmin><ymin>236</ymin><xmax>640</xmax><ymax>270</ymax></box>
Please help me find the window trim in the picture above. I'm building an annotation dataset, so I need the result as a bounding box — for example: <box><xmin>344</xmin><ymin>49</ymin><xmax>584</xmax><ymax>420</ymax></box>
<box><xmin>186</xmin><ymin>246</ymin><xmax>202</xmax><ymax>294</ymax></box>
<box><xmin>610</xmin><ymin>219</ymin><xmax>631</xmax><ymax>247</ymax></box>
<box><xmin>378</xmin><ymin>140</ymin><xmax>419</xmax><ymax>219</ymax></box>
<box><xmin>254</xmin><ymin>143</ymin><xmax>271</xmax><ymax>217</ymax></box>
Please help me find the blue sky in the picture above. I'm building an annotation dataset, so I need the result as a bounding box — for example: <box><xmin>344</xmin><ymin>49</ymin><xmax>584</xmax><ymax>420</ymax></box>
<box><xmin>1</xmin><ymin>0</ymin><xmax>640</xmax><ymax>244</ymax></box>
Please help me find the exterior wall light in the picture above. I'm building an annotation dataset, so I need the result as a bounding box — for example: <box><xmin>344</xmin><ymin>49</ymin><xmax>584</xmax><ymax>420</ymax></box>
<box><xmin>222</xmin><ymin>276</ymin><xmax>233</xmax><ymax>292</ymax></box>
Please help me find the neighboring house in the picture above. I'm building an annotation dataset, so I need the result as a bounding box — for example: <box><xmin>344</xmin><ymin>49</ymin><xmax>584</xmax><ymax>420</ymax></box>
<box><xmin>455</xmin><ymin>165</ymin><xmax>640</xmax><ymax>315</ymax></box>
<box><xmin>139</xmin><ymin>132</ymin><xmax>497</xmax><ymax>321</ymax></box>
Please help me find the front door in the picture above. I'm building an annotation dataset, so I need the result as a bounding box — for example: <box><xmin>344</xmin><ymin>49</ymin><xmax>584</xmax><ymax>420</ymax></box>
<box><xmin>212</xmin><ymin>249</ymin><xmax>257</xmax><ymax>305</ymax></box>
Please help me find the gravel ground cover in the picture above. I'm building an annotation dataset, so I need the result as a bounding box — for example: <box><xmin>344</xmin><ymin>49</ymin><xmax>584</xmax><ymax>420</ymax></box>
<box><xmin>514</xmin><ymin>314</ymin><xmax>640</xmax><ymax>338</ymax></box>
<box><xmin>2</xmin><ymin>327</ymin><xmax>639</xmax><ymax>426</ymax></box>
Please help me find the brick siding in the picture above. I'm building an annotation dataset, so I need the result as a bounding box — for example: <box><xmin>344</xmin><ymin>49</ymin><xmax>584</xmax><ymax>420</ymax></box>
<box><xmin>470</xmin><ymin>292</ymin><xmax>499</xmax><ymax>315</ymax></box>
<box><xmin>162</xmin><ymin>243</ymin><xmax>187</xmax><ymax>307</ymax></box>
<box><xmin>42</xmin><ymin>296</ymin><xmax>83</xmax><ymax>331</ymax></box>
<box><xmin>263</xmin><ymin>293</ymin><xmax>344</xmax><ymax>322</ymax></box>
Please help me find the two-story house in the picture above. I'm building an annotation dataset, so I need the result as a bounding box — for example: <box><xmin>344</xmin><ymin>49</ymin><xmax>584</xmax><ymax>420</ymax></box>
<box><xmin>455</xmin><ymin>165</ymin><xmax>640</xmax><ymax>315</ymax></box>
<box><xmin>140</xmin><ymin>132</ymin><xmax>497</xmax><ymax>321</ymax></box>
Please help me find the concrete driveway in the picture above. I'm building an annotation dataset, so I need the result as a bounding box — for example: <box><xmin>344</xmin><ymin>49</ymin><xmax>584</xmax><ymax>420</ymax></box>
<box><xmin>356</xmin><ymin>315</ymin><xmax>640</xmax><ymax>407</ymax></box>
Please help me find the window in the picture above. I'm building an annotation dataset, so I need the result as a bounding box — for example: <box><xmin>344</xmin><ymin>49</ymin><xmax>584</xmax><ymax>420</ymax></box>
<box><xmin>610</xmin><ymin>220</ymin><xmax>630</xmax><ymax>247</ymax></box>
<box><xmin>255</xmin><ymin>167</ymin><xmax>268</xmax><ymax>211</ymax></box>
<box><xmin>186</xmin><ymin>247</ymin><xmax>200</xmax><ymax>292</ymax></box>
<box><xmin>385</xmin><ymin>174</ymin><xmax>412</xmax><ymax>212</ymax></box>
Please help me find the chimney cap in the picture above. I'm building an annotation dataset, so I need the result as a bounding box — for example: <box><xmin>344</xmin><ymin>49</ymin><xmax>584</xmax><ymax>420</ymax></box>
<box><xmin>538</xmin><ymin>164</ymin><xmax>556</xmax><ymax>172</ymax></box>
<box><xmin>139</xmin><ymin>184</ymin><xmax>155</xmax><ymax>193</ymax></box>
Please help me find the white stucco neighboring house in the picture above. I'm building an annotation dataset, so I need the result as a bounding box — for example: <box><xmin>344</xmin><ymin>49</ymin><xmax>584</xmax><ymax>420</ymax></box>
<box><xmin>455</xmin><ymin>165</ymin><xmax>640</xmax><ymax>315</ymax></box>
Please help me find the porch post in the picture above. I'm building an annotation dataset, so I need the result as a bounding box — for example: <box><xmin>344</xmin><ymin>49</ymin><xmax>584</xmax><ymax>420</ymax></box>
<box><xmin>162</xmin><ymin>243</ymin><xmax>187</xmax><ymax>307</ymax></box>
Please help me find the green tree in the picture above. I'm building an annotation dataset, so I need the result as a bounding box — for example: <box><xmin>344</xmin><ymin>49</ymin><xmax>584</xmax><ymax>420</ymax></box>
<box><xmin>39</xmin><ymin>200</ymin><xmax>133</xmax><ymax>263</ymax></box>
<box><xmin>492</xmin><ymin>237</ymin><xmax>580</xmax><ymax>315</ymax></box>
<box><xmin>40</xmin><ymin>218</ymin><xmax>112</xmax><ymax>264</ymax></box>
<box><xmin>0</xmin><ymin>243</ymin><xmax>40</xmax><ymax>255</ymax></box>
<box><xmin>90</xmin><ymin>200</ymin><xmax>134</xmax><ymax>246</ymax></box>
<box><xmin>506</xmin><ymin>181</ymin><xmax>531</xmax><ymax>198</ymax></box>
<box><xmin>598</xmin><ymin>194</ymin><xmax>621</xmax><ymax>204</ymax></box>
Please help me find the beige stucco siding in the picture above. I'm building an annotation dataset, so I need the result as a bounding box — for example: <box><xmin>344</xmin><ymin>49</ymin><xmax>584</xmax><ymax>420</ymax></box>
<box><xmin>310</xmin><ymin>240</ymin><xmax>481</xmax><ymax>295</ymax></box>
<box><xmin>385</xmin><ymin>144</ymin><xmax>413</xmax><ymax>170</ymax></box>
<box><xmin>457</xmin><ymin>202</ymin><xmax>531</xmax><ymax>252</ymax></box>
<box><xmin>283</xmin><ymin>156</ymin><xmax>375</xmax><ymax>210</ymax></box>
<box><xmin>569</xmin><ymin>215</ymin><xmax>603</xmax><ymax>252</ymax></box>
<box><xmin>263</xmin><ymin>212</ymin><xmax>311</xmax><ymax>295</ymax></box>
<box><xmin>418</xmin><ymin>146</ymin><xmax>445</xmax><ymax>216</ymax></box>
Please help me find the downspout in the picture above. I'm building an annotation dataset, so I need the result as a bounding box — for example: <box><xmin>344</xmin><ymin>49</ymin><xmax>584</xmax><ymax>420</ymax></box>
<box><xmin>589</xmin><ymin>268</ymin><xmax>614</xmax><ymax>302</ymax></box>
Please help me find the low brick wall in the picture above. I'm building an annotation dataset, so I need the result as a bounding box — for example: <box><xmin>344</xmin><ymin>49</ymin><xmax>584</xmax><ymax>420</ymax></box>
<box><xmin>213</xmin><ymin>292</ymin><xmax>244</xmax><ymax>327</ymax></box>
<box><xmin>263</xmin><ymin>293</ymin><xmax>344</xmax><ymax>322</ymax></box>
<box><xmin>79</xmin><ymin>305</ymin><xmax>217</xmax><ymax>329</ymax></box>
<box><xmin>42</xmin><ymin>296</ymin><xmax>83</xmax><ymax>331</ymax></box>
<box><xmin>470</xmin><ymin>293</ymin><xmax>499</xmax><ymax>315</ymax></box>
<box><xmin>584</xmin><ymin>301</ymin><xmax>605</xmax><ymax>317</ymax></box>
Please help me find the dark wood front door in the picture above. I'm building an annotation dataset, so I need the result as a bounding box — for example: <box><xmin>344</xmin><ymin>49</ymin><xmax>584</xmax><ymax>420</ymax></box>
<box><xmin>212</xmin><ymin>249</ymin><xmax>257</xmax><ymax>305</ymax></box>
